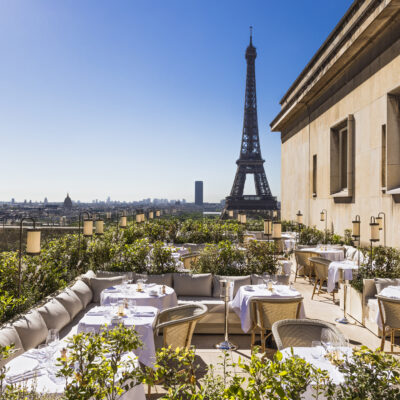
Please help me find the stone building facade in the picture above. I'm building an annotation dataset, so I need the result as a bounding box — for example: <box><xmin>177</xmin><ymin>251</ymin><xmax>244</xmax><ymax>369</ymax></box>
<box><xmin>270</xmin><ymin>0</ymin><xmax>400</xmax><ymax>246</ymax></box>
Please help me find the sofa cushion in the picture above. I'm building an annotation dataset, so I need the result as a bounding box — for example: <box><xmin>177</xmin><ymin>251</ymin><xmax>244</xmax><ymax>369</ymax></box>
<box><xmin>178</xmin><ymin>296</ymin><xmax>224</xmax><ymax>313</ymax></box>
<box><xmin>147</xmin><ymin>273</ymin><xmax>173</xmax><ymax>287</ymax></box>
<box><xmin>0</xmin><ymin>326</ymin><xmax>25</xmax><ymax>367</ymax></box>
<box><xmin>13</xmin><ymin>310</ymin><xmax>48</xmax><ymax>351</ymax></box>
<box><xmin>213</xmin><ymin>275</ymin><xmax>251</xmax><ymax>298</ymax></box>
<box><xmin>89</xmin><ymin>276</ymin><xmax>124</xmax><ymax>303</ymax></box>
<box><xmin>55</xmin><ymin>288</ymin><xmax>84</xmax><ymax>319</ymax></box>
<box><xmin>173</xmin><ymin>273</ymin><xmax>212</xmax><ymax>297</ymax></box>
<box><xmin>70</xmin><ymin>280</ymin><xmax>93</xmax><ymax>308</ymax></box>
<box><xmin>37</xmin><ymin>298</ymin><xmax>71</xmax><ymax>332</ymax></box>
<box><xmin>81</xmin><ymin>269</ymin><xmax>96</xmax><ymax>285</ymax></box>
<box><xmin>374</xmin><ymin>278</ymin><xmax>400</xmax><ymax>294</ymax></box>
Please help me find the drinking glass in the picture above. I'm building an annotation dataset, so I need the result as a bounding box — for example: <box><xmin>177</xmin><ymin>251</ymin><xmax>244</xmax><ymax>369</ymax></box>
<box><xmin>46</xmin><ymin>329</ymin><xmax>59</xmax><ymax>347</ymax></box>
<box><xmin>130</xmin><ymin>300</ymin><xmax>137</xmax><ymax>315</ymax></box>
<box><xmin>311</xmin><ymin>341</ymin><xmax>324</xmax><ymax>359</ymax></box>
<box><xmin>321</xmin><ymin>328</ymin><xmax>334</xmax><ymax>351</ymax></box>
<box><xmin>110</xmin><ymin>295</ymin><xmax>118</xmax><ymax>313</ymax></box>
<box><xmin>142</xmin><ymin>273</ymin><xmax>148</xmax><ymax>288</ymax></box>
<box><xmin>38</xmin><ymin>344</ymin><xmax>51</xmax><ymax>367</ymax></box>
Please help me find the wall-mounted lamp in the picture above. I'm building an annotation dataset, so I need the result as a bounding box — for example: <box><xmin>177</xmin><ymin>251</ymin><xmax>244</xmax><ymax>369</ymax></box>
<box><xmin>320</xmin><ymin>209</ymin><xmax>328</xmax><ymax>243</ymax></box>
<box><xmin>296</xmin><ymin>210</ymin><xmax>303</xmax><ymax>225</ymax></box>
<box><xmin>376</xmin><ymin>212</ymin><xmax>386</xmax><ymax>246</ymax></box>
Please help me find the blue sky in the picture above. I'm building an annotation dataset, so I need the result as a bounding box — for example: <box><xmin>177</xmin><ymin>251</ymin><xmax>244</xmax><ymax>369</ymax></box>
<box><xmin>0</xmin><ymin>0</ymin><xmax>352</xmax><ymax>203</ymax></box>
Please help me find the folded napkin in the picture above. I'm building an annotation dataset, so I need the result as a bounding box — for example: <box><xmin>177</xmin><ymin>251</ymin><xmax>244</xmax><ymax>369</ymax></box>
<box><xmin>105</xmin><ymin>286</ymin><xmax>120</xmax><ymax>293</ymax></box>
<box><xmin>146</xmin><ymin>283</ymin><xmax>156</xmax><ymax>288</ymax></box>
<box><xmin>132</xmin><ymin>311</ymin><xmax>155</xmax><ymax>317</ymax></box>
<box><xmin>87</xmin><ymin>307</ymin><xmax>109</xmax><ymax>316</ymax></box>
<box><xmin>7</xmin><ymin>368</ymin><xmax>43</xmax><ymax>384</ymax></box>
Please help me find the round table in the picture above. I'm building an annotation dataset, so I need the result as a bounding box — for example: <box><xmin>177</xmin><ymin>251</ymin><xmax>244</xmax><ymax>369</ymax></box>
<box><xmin>101</xmin><ymin>284</ymin><xmax>178</xmax><ymax>310</ymax></box>
<box><xmin>302</xmin><ymin>247</ymin><xmax>344</xmax><ymax>262</ymax></box>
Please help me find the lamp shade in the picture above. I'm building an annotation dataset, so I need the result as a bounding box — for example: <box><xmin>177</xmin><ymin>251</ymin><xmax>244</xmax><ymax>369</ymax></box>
<box><xmin>241</xmin><ymin>214</ymin><xmax>247</xmax><ymax>224</ymax></box>
<box><xmin>149</xmin><ymin>211</ymin><xmax>154</xmax><ymax>219</ymax></box>
<box><xmin>264</xmin><ymin>219</ymin><xmax>272</xmax><ymax>235</ymax></box>
<box><xmin>228</xmin><ymin>210</ymin><xmax>234</xmax><ymax>218</ymax></box>
<box><xmin>136</xmin><ymin>214</ymin><xmax>141</xmax><ymax>223</ymax></box>
<box><xmin>320</xmin><ymin>211</ymin><xmax>325</xmax><ymax>222</ymax></box>
<box><xmin>370</xmin><ymin>217</ymin><xmax>379</xmax><ymax>242</ymax></box>
<box><xmin>273</xmin><ymin>210</ymin><xmax>278</xmax><ymax>218</ymax></box>
<box><xmin>26</xmin><ymin>229</ymin><xmax>41</xmax><ymax>255</ymax></box>
<box><xmin>237</xmin><ymin>214</ymin><xmax>241</xmax><ymax>222</ymax></box>
<box><xmin>95</xmin><ymin>220</ymin><xmax>104</xmax><ymax>235</ymax></box>
<box><xmin>156</xmin><ymin>210</ymin><xmax>161</xmax><ymax>217</ymax></box>
<box><xmin>376</xmin><ymin>216</ymin><xmax>383</xmax><ymax>230</ymax></box>
<box><xmin>272</xmin><ymin>221</ymin><xmax>282</xmax><ymax>239</ymax></box>
<box><xmin>352</xmin><ymin>216</ymin><xmax>361</xmax><ymax>237</ymax></box>
<box><xmin>296</xmin><ymin>211</ymin><xmax>303</xmax><ymax>224</ymax></box>
<box><xmin>119</xmin><ymin>216</ymin><xmax>127</xmax><ymax>228</ymax></box>
<box><xmin>83</xmin><ymin>219</ymin><xmax>93</xmax><ymax>237</ymax></box>
<box><xmin>141</xmin><ymin>213</ymin><xmax>145</xmax><ymax>222</ymax></box>
<box><xmin>106</xmin><ymin>212</ymin><xmax>112</xmax><ymax>219</ymax></box>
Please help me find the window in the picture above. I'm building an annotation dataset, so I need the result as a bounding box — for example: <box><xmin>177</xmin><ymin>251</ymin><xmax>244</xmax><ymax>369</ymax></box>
<box><xmin>312</xmin><ymin>154</ymin><xmax>317</xmax><ymax>197</ymax></box>
<box><xmin>381</xmin><ymin>124</ymin><xmax>386</xmax><ymax>189</ymax></box>
<box><xmin>330</xmin><ymin>115</ymin><xmax>354</xmax><ymax>198</ymax></box>
<box><xmin>386</xmin><ymin>95</ymin><xmax>400</xmax><ymax>195</ymax></box>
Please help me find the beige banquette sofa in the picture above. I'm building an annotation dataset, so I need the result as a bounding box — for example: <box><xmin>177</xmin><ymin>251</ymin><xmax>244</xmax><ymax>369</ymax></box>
<box><xmin>0</xmin><ymin>270</ymin><xmax>275</xmax><ymax>368</ymax></box>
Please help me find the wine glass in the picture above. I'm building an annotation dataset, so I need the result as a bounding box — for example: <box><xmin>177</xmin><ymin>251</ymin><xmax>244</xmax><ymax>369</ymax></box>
<box><xmin>110</xmin><ymin>295</ymin><xmax>118</xmax><ymax>313</ymax></box>
<box><xmin>321</xmin><ymin>329</ymin><xmax>334</xmax><ymax>352</ymax></box>
<box><xmin>311</xmin><ymin>341</ymin><xmax>324</xmax><ymax>359</ymax></box>
<box><xmin>142</xmin><ymin>272</ymin><xmax>148</xmax><ymax>288</ymax></box>
<box><xmin>46</xmin><ymin>329</ymin><xmax>59</xmax><ymax>355</ymax></box>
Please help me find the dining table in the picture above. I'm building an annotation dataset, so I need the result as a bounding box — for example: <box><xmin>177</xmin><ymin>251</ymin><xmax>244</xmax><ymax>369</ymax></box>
<box><xmin>78</xmin><ymin>305</ymin><xmax>158</xmax><ymax>367</ymax></box>
<box><xmin>4</xmin><ymin>340</ymin><xmax>146</xmax><ymax>399</ymax></box>
<box><xmin>280</xmin><ymin>346</ymin><xmax>351</xmax><ymax>399</ymax></box>
<box><xmin>231</xmin><ymin>284</ymin><xmax>305</xmax><ymax>333</ymax></box>
<box><xmin>301</xmin><ymin>247</ymin><xmax>345</xmax><ymax>262</ymax></box>
<box><xmin>101</xmin><ymin>283</ymin><xmax>178</xmax><ymax>310</ymax></box>
<box><xmin>327</xmin><ymin>260</ymin><xmax>358</xmax><ymax>292</ymax></box>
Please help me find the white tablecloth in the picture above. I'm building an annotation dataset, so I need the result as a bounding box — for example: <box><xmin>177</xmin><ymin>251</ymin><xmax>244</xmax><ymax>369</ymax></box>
<box><xmin>5</xmin><ymin>344</ymin><xmax>146</xmax><ymax>399</ymax></box>
<box><xmin>231</xmin><ymin>285</ymin><xmax>305</xmax><ymax>333</ymax></box>
<box><xmin>78</xmin><ymin>305</ymin><xmax>157</xmax><ymax>367</ymax></box>
<box><xmin>375</xmin><ymin>285</ymin><xmax>400</xmax><ymax>329</ymax></box>
<box><xmin>101</xmin><ymin>284</ymin><xmax>178</xmax><ymax>310</ymax></box>
<box><xmin>302</xmin><ymin>248</ymin><xmax>344</xmax><ymax>262</ymax></box>
<box><xmin>327</xmin><ymin>261</ymin><xmax>358</xmax><ymax>293</ymax></box>
<box><xmin>280</xmin><ymin>347</ymin><xmax>351</xmax><ymax>399</ymax></box>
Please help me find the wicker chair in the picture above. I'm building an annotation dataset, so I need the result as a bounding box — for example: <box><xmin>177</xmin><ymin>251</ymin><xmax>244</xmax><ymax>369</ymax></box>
<box><xmin>294</xmin><ymin>250</ymin><xmax>317</xmax><ymax>282</ymax></box>
<box><xmin>272</xmin><ymin>318</ymin><xmax>346</xmax><ymax>350</ymax></box>
<box><xmin>250</xmin><ymin>297</ymin><xmax>303</xmax><ymax>352</ymax></box>
<box><xmin>309</xmin><ymin>257</ymin><xmax>335</xmax><ymax>302</ymax></box>
<box><xmin>154</xmin><ymin>303</ymin><xmax>208</xmax><ymax>349</ymax></box>
<box><xmin>377</xmin><ymin>295</ymin><xmax>400</xmax><ymax>353</ymax></box>
<box><xmin>180</xmin><ymin>253</ymin><xmax>200</xmax><ymax>270</ymax></box>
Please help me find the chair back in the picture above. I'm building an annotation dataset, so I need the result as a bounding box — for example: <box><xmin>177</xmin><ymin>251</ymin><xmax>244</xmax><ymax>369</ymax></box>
<box><xmin>181</xmin><ymin>253</ymin><xmax>200</xmax><ymax>270</ymax></box>
<box><xmin>250</xmin><ymin>297</ymin><xmax>302</xmax><ymax>331</ymax></box>
<box><xmin>155</xmin><ymin>303</ymin><xmax>208</xmax><ymax>349</ymax></box>
<box><xmin>272</xmin><ymin>318</ymin><xmax>346</xmax><ymax>350</ymax></box>
<box><xmin>377</xmin><ymin>295</ymin><xmax>400</xmax><ymax>329</ymax></box>
<box><xmin>309</xmin><ymin>257</ymin><xmax>330</xmax><ymax>280</ymax></box>
<box><xmin>295</xmin><ymin>251</ymin><xmax>317</xmax><ymax>276</ymax></box>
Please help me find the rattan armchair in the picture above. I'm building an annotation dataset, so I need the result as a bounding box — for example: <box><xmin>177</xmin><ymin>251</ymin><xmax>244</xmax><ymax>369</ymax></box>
<box><xmin>250</xmin><ymin>297</ymin><xmax>303</xmax><ymax>352</ymax></box>
<box><xmin>309</xmin><ymin>257</ymin><xmax>335</xmax><ymax>302</ymax></box>
<box><xmin>294</xmin><ymin>250</ymin><xmax>317</xmax><ymax>282</ymax></box>
<box><xmin>377</xmin><ymin>295</ymin><xmax>400</xmax><ymax>353</ymax></box>
<box><xmin>180</xmin><ymin>253</ymin><xmax>200</xmax><ymax>270</ymax></box>
<box><xmin>272</xmin><ymin>318</ymin><xmax>346</xmax><ymax>350</ymax></box>
<box><xmin>154</xmin><ymin>303</ymin><xmax>208</xmax><ymax>349</ymax></box>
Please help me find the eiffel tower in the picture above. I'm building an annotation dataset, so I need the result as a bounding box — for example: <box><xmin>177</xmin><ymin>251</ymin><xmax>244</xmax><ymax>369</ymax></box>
<box><xmin>224</xmin><ymin>29</ymin><xmax>278</xmax><ymax>215</ymax></box>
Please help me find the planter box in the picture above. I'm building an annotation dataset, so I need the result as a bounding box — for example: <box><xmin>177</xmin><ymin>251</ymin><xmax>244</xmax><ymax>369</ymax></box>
<box><xmin>340</xmin><ymin>284</ymin><xmax>363</xmax><ymax>324</ymax></box>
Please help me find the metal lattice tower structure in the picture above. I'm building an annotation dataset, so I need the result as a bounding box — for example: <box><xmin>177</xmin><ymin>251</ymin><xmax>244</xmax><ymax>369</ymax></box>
<box><xmin>224</xmin><ymin>28</ymin><xmax>277</xmax><ymax>214</ymax></box>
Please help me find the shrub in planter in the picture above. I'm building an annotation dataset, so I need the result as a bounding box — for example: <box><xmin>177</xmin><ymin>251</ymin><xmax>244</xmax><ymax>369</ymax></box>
<box><xmin>194</xmin><ymin>241</ymin><xmax>246</xmax><ymax>276</ymax></box>
<box><xmin>149</xmin><ymin>241</ymin><xmax>177</xmax><ymax>274</ymax></box>
<box><xmin>298</xmin><ymin>226</ymin><xmax>324</xmax><ymax>245</ymax></box>
<box><xmin>245</xmin><ymin>240</ymin><xmax>277</xmax><ymax>275</ymax></box>
<box><xmin>122</xmin><ymin>238</ymin><xmax>150</xmax><ymax>273</ymax></box>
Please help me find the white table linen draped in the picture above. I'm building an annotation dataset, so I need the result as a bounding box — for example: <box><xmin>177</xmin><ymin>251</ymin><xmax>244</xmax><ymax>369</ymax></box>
<box><xmin>101</xmin><ymin>284</ymin><xmax>178</xmax><ymax>310</ymax></box>
<box><xmin>5</xmin><ymin>343</ymin><xmax>146</xmax><ymax>399</ymax></box>
<box><xmin>231</xmin><ymin>285</ymin><xmax>305</xmax><ymax>333</ymax></box>
<box><xmin>78</xmin><ymin>305</ymin><xmax>157</xmax><ymax>367</ymax></box>
<box><xmin>327</xmin><ymin>261</ymin><xmax>358</xmax><ymax>292</ymax></box>
<box><xmin>301</xmin><ymin>248</ymin><xmax>344</xmax><ymax>262</ymax></box>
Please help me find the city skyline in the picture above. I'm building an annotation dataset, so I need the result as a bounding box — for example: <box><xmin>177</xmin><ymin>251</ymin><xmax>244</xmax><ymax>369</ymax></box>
<box><xmin>0</xmin><ymin>0</ymin><xmax>352</xmax><ymax>202</ymax></box>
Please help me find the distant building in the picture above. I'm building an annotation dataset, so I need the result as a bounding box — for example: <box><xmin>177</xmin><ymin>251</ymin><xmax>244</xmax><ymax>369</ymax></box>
<box><xmin>44</xmin><ymin>197</ymin><xmax>48</xmax><ymax>205</ymax></box>
<box><xmin>195</xmin><ymin>181</ymin><xmax>203</xmax><ymax>205</ymax></box>
<box><xmin>63</xmin><ymin>193</ymin><xmax>73</xmax><ymax>209</ymax></box>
